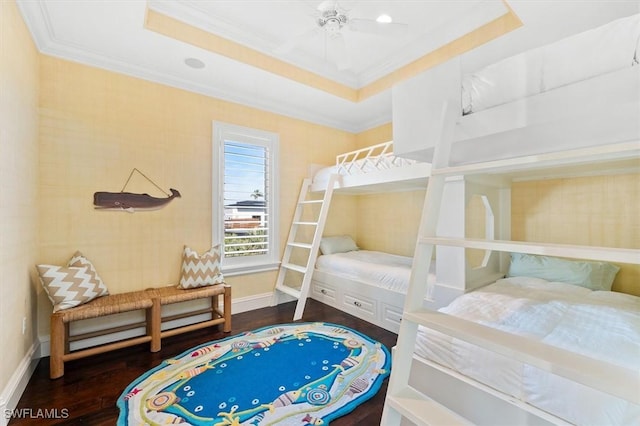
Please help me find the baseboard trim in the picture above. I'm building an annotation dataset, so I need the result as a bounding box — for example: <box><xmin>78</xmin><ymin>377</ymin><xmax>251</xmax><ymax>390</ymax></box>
<box><xmin>38</xmin><ymin>291</ymin><xmax>295</xmax><ymax>358</ymax></box>
<box><xmin>0</xmin><ymin>341</ymin><xmax>40</xmax><ymax>426</ymax></box>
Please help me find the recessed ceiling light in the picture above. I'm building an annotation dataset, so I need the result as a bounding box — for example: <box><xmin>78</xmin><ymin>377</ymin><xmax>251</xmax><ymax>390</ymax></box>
<box><xmin>376</xmin><ymin>14</ymin><xmax>393</xmax><ymax>23</ymax></box>
<box><xmin>184</xmin><ymin>57</ymin><xmax>205</xmax><ymax>69</ymax></box>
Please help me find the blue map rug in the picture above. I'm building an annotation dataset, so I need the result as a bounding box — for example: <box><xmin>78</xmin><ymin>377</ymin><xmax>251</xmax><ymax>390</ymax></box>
<box><xmin>117</xmin><ymin>322</ymin><xmax>391</xmax><ymax>425</ymax></box>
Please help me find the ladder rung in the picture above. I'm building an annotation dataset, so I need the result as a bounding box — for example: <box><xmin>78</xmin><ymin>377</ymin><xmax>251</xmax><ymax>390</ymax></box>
<box><xmin>288</xmin><ymin>242</ymin><xmax>313</xmax><ymax>249</ymax></box>
<box><xmin>281</xmin><ymin>263</ymin><xmax>307</xmax><ymax>274</ymax></box>
<box><xmin>275</xmin><ymin>284</ymin><xmax>301</xmax><ymax>299</ymax></box>
<box><xmin>293</xmin><ymin>221</ymin><xmax>318</xmax><ymax>226</ymax></box>
<box><xmin>300</xmin><ymin>199</ymin><xmax>324</xmax><ymax>204</ymax></box>
<box><xmin>387</xmin><ymin>387</ymin><xmax>472</xmax><ymax>426</ymax></box>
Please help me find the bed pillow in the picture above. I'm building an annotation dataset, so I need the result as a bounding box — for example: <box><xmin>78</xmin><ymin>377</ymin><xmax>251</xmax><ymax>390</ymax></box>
<box><xmin>507</xmin><ymin>252</ymin><xmax>620</xmax><ymax>291</ymax></box>
<box><xmin>461</xmin><ymin>48</ymin><xmax>543</xmax><ymax>114</ymax></box>
<box><xmin>178</xmin><ymin>245</ymin><xmax>225</xmax><ymax>289</ymax></box>
<box><xmin>319</xmin><ymin>235</ymin><xmax>359</xmax><ymax>255</ymax></box>
<box><xmin>37</xmin><ymin>251</ymin><xmax>109</xmax><ymax>312</ymax></box>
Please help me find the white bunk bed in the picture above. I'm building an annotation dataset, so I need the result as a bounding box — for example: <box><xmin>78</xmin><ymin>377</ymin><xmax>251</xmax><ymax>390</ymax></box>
<box><xmin>309</xmin><ymin>141</ymin><xmax>431</xmax><ymax>193</ymax></box>
<box><xmin>413</xmin><ymin>273</ymin><xmax>639</xmax><ymax>426</ymax></box>
<box><xmin>393</xmin><ymin>12</ymin><xmax>640</xmax><ymax>166</ymax></box>
<box><xmin>307</xmin><ymin>142</ymin><xmax>433</xmax><ymax>332</ymax></box>
<box><xmin>383</xmin><ymin>12</ymin><xmax>640</xmax><ymax>426</ymax></box>
<box><xmin>308</xmin><ymin>141</ymin><xmax>508</xmax><ymax>333</ymax></box>
<box><xmin>312</xmin><ymin>248</ymin><xmax>435</xmax><ymax>333</ymax></box>
<box><xmin>451</xmin><ymin>12</ymin><xmax>640</xmax><ymax>166</ymax></box>
<box><xmin>384</xmin><ymin>152</ymin><xmax>640</xmax><ymax>426</ymax></box>
<box><xmin>275</xmin><ymin>141</ymin><xmax>435</xmax><ymax>321</ymax></box>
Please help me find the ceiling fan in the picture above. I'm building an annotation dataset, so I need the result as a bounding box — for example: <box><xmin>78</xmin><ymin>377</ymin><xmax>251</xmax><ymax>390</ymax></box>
<box><xmin>274</xmin><ymin>0</ymin><xmax>408</xmax><ymax>70</ymax></box>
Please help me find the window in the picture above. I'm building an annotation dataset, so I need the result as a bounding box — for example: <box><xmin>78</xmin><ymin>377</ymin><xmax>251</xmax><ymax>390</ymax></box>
<box><xmin>213</xmin><ymin>122</ymin><xmax>280</xmax><ymax>274</ymax></box>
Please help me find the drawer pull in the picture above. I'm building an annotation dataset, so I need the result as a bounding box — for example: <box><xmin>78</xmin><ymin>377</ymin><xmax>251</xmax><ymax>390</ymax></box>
<box><xmin>353</xmin><ymin>301</ymin><xmax>362</xmax><ymax>307</ymax></box>
<box><xmin>320</xmin><ymin>289</ymin><xmax>327</xmax><ymax>295</ymax></box>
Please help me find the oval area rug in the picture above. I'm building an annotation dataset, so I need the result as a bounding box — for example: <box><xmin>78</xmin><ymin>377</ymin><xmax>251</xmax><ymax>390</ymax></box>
<box><xmin>117</xmin><ymin>322</ymin><xmax>391</xmax><ymax>425</ymax></box>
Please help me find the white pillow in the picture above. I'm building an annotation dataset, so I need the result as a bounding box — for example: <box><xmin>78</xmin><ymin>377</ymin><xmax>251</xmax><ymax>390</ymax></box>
<box><xmin>462</xmin><ymin>48</ymin><xmax>543</xmax><ymax>114</ymax></box>
<box><xmin>319</xmin><ymin>235</ymin><xmax>359</xmax><ymax>255</ymax></box>
<box><xmin>507</xmin><ymin>253</ymin><xmax>620</xmax><ymax>291</ymax></box>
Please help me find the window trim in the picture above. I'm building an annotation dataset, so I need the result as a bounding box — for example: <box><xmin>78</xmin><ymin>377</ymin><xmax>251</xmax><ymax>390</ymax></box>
<box><xmin>212</xmin><ymin>122</ymin><xmax>280</xmax><ymax>275</ymax></box>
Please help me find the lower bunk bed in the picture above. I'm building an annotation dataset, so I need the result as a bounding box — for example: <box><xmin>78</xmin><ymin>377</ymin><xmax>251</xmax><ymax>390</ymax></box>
<box><xmin>408</xmin><ymin>255</ymin><xmax>639</xmax><ymax>426</ymax></box>
<box><xmin>310</xmin><ymin>240</ymin><xmax>435</xmax><ymax>334</ymax></box>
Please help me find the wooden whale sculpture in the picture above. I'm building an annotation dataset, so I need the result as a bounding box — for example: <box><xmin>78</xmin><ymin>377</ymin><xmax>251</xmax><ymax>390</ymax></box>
<box><xmin>94</xmin><ymin>188</ymin><xmax>181</xmax><ymax>212</ymax></box>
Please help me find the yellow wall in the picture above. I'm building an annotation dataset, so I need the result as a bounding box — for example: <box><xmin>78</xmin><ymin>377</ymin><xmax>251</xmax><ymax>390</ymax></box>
<box><xmin>352</xmin><ymin>124</ymin><xmax>425</xmax><ymax>257</ymax></box>
<box><xmin>512</xmin><ymin>173</ymin><xmax>640</xmax><ymax>295</ymax></box>
<box><xmin>0</xmin><ymin>0</ymin><xmax>40</xmax><ymax>396</ymax></box>
<box><xmin>37</xmin><ymin>56</ymin><xmax>358</xmax><ymax>336</ymax></box>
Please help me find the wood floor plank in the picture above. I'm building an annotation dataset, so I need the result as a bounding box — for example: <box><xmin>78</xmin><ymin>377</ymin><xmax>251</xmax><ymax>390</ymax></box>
<box><xmin>10</xmin><ymin>299</ymin><xmax>397</xmax><ymax>425</ymax></box>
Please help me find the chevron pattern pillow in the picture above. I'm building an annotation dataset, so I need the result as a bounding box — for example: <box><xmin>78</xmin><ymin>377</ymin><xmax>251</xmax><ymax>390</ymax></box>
<box><xmin>67</xmin><ymin>251</ymin><xmax>109</xmax><ymax>297</ymax></box>
<box><xmin>37</xmin><ymin>251</ymin><xmax>109</xmax><ymax>312</ymax></box>
<box><xmin>179</xmin><ymin>245</ymin><xmax>224</xmax><ymax>289</ymax></box>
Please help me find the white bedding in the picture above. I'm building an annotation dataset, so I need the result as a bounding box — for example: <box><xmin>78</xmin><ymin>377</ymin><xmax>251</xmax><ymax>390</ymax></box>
<box><xmin>415</xmin><ymin>276</ymin><xmax>640</xmax><ymax>425</ymax></box>
<box><xmin>462</xmin><ymin>13</ymin><xmax>640</xmax><ymax>115</ymax></box>
<box><xmin>315</xmin><ymin>250</ymin><xmax>435</xmax><ymax>294</ymax></box>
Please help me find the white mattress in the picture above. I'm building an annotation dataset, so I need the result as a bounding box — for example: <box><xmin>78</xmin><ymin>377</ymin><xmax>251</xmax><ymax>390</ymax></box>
<box><xmin>313</xmin><ymin>155</ymin><xmax>417</xmax><ymax>187</ymax></box>
<box><xmin>462</xmin><ymin>13</ymin><xmax>640</xmax><ymax>115</ymax></box>
<box><xmin>415</xmin><ymin>276</ymin><xmax>640</xmax><ymax>425</ymax></box>
<box><xmin>315</xmin><ymin>250</ymin><xmax>435</xmax><ymax>293</ymax></box>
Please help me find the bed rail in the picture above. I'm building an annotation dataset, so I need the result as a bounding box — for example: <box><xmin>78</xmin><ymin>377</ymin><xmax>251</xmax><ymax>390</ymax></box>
<box><xmin>336</xmin><ymin>141</ymin><xmax>416</xmax><ymax>175</ymax></box>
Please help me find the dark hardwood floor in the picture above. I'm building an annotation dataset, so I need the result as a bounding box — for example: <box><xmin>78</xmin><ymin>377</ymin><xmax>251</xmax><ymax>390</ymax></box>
<box><xmin>11</xmin><ymin>299</ymin><xmax>397</xmax><ymax>425</ymax></box>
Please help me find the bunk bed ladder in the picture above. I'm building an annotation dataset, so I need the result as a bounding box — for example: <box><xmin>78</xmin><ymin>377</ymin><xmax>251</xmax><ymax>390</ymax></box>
<box><xmin>381</xmin><ymin>102</ymin><xmax>473</xmax><ymax>425</ymax></box>
<box><xmin>273</xmin><ymin>174</ymin><xmax>338</xmax><ymax>321</ymax></box>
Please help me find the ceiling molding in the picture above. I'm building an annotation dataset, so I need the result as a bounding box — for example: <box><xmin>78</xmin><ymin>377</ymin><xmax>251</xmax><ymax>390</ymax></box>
<box><xmin>145</xmin><ymin>7</ymin><xmax>360</xmax><ymax>103</ymax></box>
<box><xmin>17</xmin><ymin>0</ymin><xmax>376</xmax><ymax>132</ymax></box>
<box><xmin>147</xmin><ymin>0</ymin><xmax>361</xmax><ymax>89</ymax></box>
<box><xmin>145</xmin><ymin>4</ymin><xmax>521</xmax><ymax>104</ymax></box>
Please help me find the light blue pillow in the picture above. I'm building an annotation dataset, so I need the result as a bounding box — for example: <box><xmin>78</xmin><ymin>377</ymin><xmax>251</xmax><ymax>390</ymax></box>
<box><xmin>507</xmin><ymin>253</ymin><xmax>620</xmax><ymax>291</ymax></box>
<box><xmin>319</xmin><ymin>235</ymin><xmax>359</xmax><ymax>255</ymax></box>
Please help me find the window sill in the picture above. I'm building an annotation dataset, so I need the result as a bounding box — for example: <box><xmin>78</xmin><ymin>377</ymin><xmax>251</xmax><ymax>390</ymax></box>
<box><xmin>221</xmin><ymin>262</ymin><xmax>280</xmax><ymax>277</ymax></box>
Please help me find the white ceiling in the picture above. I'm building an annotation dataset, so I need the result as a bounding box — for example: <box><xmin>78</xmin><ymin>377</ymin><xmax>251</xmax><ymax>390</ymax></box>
<box><xmin>17</xmin><ymin>0</ymin><xmax>640</xmax><ymax>133</ymax></box>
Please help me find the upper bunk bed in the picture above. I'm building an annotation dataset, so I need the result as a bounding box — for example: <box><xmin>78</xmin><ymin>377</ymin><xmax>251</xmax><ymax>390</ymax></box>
<box><xmin>383</xmin><ymin>16</ymin><xmax>640</xmax><ymax>425</ymax></box>
<box><xmin>383</xmin><ymin>113</ymin><xmax>640</xmax><ymax>426</ymax></box>
<box><xmin>393</xmin><ymin>12</ymin><xmax>640</xmax><ymax>166</ymax></box>
<box><xmin>309</xmin><ymin>141</ymin><xmax>431</xmax><ymax>193</ymax></box>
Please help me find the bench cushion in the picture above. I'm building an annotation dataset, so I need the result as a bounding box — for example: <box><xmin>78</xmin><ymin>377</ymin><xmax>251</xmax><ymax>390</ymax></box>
<box><xmin>151</xmin><ymin>284</ymin><xmax>227</xmax><ymax>304</ymax></box>
<box><xmin>53</xmin><ymin>291</ymin><xmax>154</xmax><ymax>323</ymax></box>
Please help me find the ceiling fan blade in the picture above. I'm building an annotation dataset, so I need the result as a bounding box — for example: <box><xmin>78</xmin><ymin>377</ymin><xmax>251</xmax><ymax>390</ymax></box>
<box><xmin>317</xmin><ymin>0</ymin><xmax>338</xmax><ymax>11</ymax></box>
<box><xmin>327</xmin><ymin>33</ymin><xmax>350</xmax><ymax>70</ymax></box>
<box><xmin>273</xmin><ymin>27</ymin><xmax>322</xmax><ymax>55</ymax></box>
<box><xmin>348</xmin><ymin>18</ymin><xmax>408</xmax><ymax>37</ymax></box>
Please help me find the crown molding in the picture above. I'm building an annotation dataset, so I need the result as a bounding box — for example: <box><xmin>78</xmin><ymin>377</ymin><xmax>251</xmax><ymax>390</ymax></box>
<box><xmin>147</xmin><ymin>0</ymin><xmax>361</xmax><ymax>88</ymax></box>
<box><xmin>17</xmin><ymin>0</ymin><xmax>385</xmax><ymax>133</ymax></box>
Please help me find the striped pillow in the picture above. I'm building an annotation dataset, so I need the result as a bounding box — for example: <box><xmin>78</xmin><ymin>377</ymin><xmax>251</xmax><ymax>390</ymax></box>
<box><xmin>37</xmin><ymin>252</ymin><xmax>109</xmax><ymax>312</ymax></box>
<box><xmin>179</xmin><ymin>245</ymin><xmax>225</xmax><ymax>289</ymax></box>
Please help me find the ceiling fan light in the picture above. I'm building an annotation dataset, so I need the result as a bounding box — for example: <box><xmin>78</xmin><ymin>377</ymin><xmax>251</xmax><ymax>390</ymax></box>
<box><xmin>376</xmin><ymin>14</ymin><xmax>393</xmax><ymax>24</ymax></box>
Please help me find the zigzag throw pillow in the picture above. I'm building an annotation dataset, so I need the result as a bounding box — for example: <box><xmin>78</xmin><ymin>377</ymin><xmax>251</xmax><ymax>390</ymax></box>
<box><xmin>37</xmin><ymin>251</ymin><xmax>110</xmax><ymax>312</ymax></box>
<box><xmin>179</xmin><ymin>245</ymin><xmax>225</xmax><ymax>289</ymax></box>
<box><xmin>67</xmin><ymin>251</ymin><xmax>109</xmax><ymax>297</ymax></box>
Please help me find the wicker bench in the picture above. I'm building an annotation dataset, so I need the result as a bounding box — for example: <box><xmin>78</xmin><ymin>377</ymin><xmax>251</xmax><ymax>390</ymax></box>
<box><xmin>49</xmin><ymin>283</ymin><xmax>231</xmax><ymax>379</ymax></box>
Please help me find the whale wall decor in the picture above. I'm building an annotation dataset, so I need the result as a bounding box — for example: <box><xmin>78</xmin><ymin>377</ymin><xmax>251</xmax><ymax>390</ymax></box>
<box><xmin>93</xmin><ymin>188</ymin><xmax>181</xmax><ymax>212</ymax></box>
<box><xmin>93</xmin><ymin>168</ymin><xmax>181</xmax><ymax>212</ymax></box>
